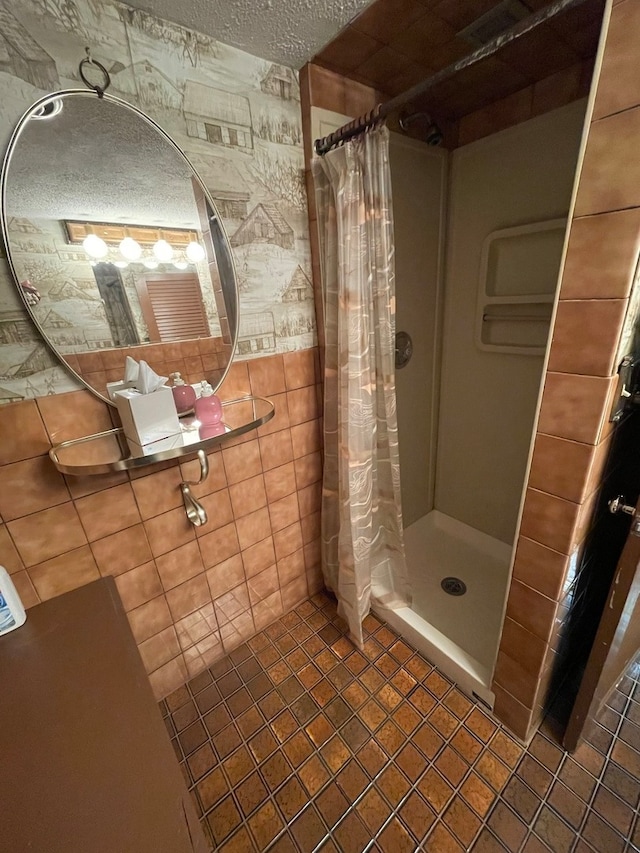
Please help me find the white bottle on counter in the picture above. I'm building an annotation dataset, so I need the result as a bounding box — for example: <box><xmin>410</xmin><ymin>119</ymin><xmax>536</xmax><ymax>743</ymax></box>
<box><xmin>0</xmin><ymin>566</ymin><xmax>26</xmax><ymax>636</ymax></box>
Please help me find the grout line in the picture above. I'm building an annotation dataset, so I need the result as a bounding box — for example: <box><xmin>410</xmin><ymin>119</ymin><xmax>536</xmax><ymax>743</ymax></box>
<box><xmin>167</xmin><ymin>593</ymin><xmax>640</xmax><ymax>853</ymax></box>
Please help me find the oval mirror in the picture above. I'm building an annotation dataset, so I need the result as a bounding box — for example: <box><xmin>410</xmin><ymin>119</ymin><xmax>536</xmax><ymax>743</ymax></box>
<box><xmin>0</xmin><ymin>90</ymin><xmax>238</xmax><ymax>404</ymax></box>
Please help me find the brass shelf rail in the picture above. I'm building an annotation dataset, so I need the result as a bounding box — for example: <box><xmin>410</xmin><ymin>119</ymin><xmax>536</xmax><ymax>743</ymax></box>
<box><xmin>49</xmin><ymin>395</ymin><xmax>275</xmax><ymax>526</ymax></box>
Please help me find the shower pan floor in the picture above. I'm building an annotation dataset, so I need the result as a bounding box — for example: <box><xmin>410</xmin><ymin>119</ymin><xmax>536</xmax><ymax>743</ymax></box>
<box><xmin>403</xmin><ymin>511</ymin><xmax>511</xmax><ymax>680</ymax></box>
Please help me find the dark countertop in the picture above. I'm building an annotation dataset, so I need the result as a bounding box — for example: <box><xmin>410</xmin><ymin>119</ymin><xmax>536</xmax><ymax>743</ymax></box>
<box><xmin>0</xmin><ymin>577</ymin><xmax>208</xmax><ymax>852</ymax></box>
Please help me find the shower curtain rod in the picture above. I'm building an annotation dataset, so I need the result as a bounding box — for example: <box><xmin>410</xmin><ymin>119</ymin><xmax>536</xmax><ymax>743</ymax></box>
<box><xmin>314</xmin><ymin>0</ymin><xmax>592</xmax><ymax>156</ymax></box>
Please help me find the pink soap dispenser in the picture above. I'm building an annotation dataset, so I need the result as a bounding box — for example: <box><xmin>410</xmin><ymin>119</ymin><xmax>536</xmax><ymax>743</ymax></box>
<box><xmin>170</xmin><ymin>372</ymin><xmax>196</xmax><ymax>415</ymax></box>
<box><xmin>195</xmin><ymin>381</ymin><xmax>225</xmax><ymax>439</ymax></box>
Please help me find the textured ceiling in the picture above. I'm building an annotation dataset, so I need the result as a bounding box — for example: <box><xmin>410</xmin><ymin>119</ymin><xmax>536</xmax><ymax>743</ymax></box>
<box><xmin>121</xmin><ymin>0</ymin><xmax>376</xmax><ymax>68</ymax></box>
<box><xmin>6</xmin><ymin>94</ymin><xmax>200</xmax><ymax>227</ymax></box>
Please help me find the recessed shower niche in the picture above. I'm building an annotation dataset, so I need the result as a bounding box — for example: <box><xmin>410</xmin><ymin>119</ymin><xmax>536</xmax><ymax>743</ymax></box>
<box><xmin>475</xmin><ymin>219</ymin><xmax>567</xmax><ymax>354</ymax></box>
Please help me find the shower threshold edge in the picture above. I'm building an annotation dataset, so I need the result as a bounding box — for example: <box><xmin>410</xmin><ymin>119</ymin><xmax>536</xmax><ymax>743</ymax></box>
<box><xmin>372</xmin><ymin>600</ymin><xmax>495</xmax><ymax>709</ymax></box>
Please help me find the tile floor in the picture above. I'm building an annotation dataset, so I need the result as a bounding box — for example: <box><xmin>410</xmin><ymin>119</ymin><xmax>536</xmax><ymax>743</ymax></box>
<box><xmin>160</xmin><ymin>592</ymin><xmax>640</xmax><ymax>852</ymax></box>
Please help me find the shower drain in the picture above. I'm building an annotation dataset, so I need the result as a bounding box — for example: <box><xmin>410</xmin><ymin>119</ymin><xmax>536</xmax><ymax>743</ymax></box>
<box><xmin>441</xmin><ymin>577</ymin><xmax>467</xmax><ymax>596</ymax></box>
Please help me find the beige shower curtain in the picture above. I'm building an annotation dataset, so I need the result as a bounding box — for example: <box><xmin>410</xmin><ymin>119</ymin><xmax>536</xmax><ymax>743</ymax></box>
<box><xmin>313</xmin><ymin>125</ymin><xmax>409</xmax><ymax>648</ymax></box>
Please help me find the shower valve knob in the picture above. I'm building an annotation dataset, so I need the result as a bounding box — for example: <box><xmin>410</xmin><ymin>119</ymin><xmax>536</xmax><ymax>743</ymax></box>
<box><xmin>395</xmin><ymin>331</ymin><xmax>413</xmax><ymax>369</ymax></box>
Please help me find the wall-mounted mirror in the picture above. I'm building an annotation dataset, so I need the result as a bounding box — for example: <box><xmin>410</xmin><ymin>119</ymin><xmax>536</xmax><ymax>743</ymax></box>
<box><xmin>0</xmin><ymin>90</ymin><xmax>238</xmax><ymax>404</ymax></box>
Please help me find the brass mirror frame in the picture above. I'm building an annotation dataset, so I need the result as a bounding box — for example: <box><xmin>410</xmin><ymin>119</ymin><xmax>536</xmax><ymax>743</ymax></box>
<box><xmin>0</xmin><ymin>89</ymin><xmax>239</xmax><ymax>406</ymax></box>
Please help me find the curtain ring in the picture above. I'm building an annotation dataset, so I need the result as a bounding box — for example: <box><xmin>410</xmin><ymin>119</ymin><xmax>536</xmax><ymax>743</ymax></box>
<box><xmin>370</xmin><ymin>104</ymin><xmax>383</xmax><ymax>129</ymax></box>
<box><xmin>79</xmin><ymin>47</ymin><xmax>111</xmax><ymax>98</ymax></box>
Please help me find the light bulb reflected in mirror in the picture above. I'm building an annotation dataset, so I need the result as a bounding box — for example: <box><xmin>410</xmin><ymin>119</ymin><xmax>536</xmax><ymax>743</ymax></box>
<box><xmin>119</xmin><ymin>237</ymin><xmax>142</xmax><ymax>261</ymax></box>
<box><xmin>153</xmin><ymin>239</ymin><xmax>173</xmax><ymax>262</ymax></box>
<box><xmin>173</xmin><ymin>261</ymin><xmax>189</xmax><ymax>270</ymax></box>
<box><xmin>83</xmin><ymin>234</ymin><xmax>108</xmax><ymax>259</ymax></box>
<box><xmin>114</xmin><ymin>260</ymin><xmax>128</xmax><ymax>269</ymax></box>
<box><xmin>143</xmin><ymin>259</ymin><xmax>159</xmax><ymax>269</ymax></box>
<box><xmin>186</xmin><ymin>241</ymin><xmax>205</xmax><ymax>263</ymax></box>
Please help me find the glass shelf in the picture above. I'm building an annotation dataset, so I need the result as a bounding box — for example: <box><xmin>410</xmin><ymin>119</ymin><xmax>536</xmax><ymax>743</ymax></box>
<box><xmin>50</xmin><ymin>395</ymin><xmax>274</xmax><ymax>476</ymax></box>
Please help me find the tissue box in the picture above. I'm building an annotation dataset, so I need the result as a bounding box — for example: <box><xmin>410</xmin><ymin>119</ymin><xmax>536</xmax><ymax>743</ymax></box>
<box><xmin>127</xmin><ymin>424</ymin><xmax>203</xmax><ymax>457</ymax></box>
<box><xmin>115</xmin><ymin>386</ymin><xmax>181</xmax><ymax>447</ymax></box>
<box><xmin>106</xmin><ymin>379</ymin><xmax>137</xmax><ymax>402</ymax></box>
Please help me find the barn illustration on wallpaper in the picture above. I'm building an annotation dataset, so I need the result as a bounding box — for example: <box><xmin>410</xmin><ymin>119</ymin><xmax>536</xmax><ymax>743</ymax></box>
<box><xmin>0</xmin><ymin>3</ymin><xmax>59</xmax><ymax>89</ymax></box>
<box><xmin>231</xmin><ymin>203</ymin><xmax>295</xmax><ymax>251</ymax></box>
<box><xmin>0</xmin><ymin>312</ymin><xmax>33</xmax><ymax>346</ymax></box>
<box><xmin>260</xmin><ymin>64</ymin><xmax>299</xmax><ymax>101</ymax></box>
<box><xmin>184</xmin><ymin>82</ymin><xmax>253</xmax><ymax>152</ymax></box>
<box><xmin>111</xmin><ymin>61</ymin><xmax>182</xmax><ymax>110</ymax></box>
<box><xmin>282</xmin><ymin>266</ymin><xmax>313</xmax><ymax>303</ymax></box>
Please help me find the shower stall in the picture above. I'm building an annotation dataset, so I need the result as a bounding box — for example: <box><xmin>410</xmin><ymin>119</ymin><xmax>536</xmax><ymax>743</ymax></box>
<box><xmin>373</xmin><ymin>100</ymin><xmax>589</xmax><ymax>706</ymax></box>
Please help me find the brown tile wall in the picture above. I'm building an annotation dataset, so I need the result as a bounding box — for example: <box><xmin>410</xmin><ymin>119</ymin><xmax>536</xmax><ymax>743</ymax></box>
<box><xmin>0</xmin><ymin>351</ymin><xmax>324</xmax><ymax>699</ymax></box>
<box><xmin>311</xmin><ymin>0</ymin><xmax>603</xmax><ymax>126</ymax></box>
<box><xmin>71</xmin><ymin>336</ymin><xmax>227</xmax><ymax>400</ymax></box>
<box><xmin>457</xmin><ymin>60</ymin><xmax>595</xmax><ymax>147</ymax></box>
<box><xmin>492</xmin><ymin>0</ymin><xmax>640</xmax><ymax>741</ymax></box>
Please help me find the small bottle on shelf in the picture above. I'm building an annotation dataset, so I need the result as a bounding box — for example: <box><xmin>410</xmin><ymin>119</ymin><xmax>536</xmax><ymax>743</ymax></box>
<box><xmin>170</xmin><ymin>372</ymin><xmax>197</xmax><ymax>415</ymax></box>
<box><xmin>194</xmin><ymin>381</ymin><xmax>225</xmax><ymax>439</ymax></box>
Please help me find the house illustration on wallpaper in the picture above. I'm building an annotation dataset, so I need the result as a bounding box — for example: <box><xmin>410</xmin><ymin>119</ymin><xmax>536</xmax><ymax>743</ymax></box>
<box><xmin>47</xmin><ymin>279</ymin><xmax>99</xmax><ymax>302</ymax></box>
<box><xmin>282</xmin><ymin>266</ymin><xmax>313</xmax><ymax>303</ymax></box>
<box><xmin>41</xmin><ymin>309</ymin><xmax>73</xmax><ymax>329</ymax></box>
<box><xmin>111</xmin><ymin>61</ymin><xmax>181</xmax><ymax>110</ymax></box>
<box><xmin>3</xmin><ymin>344</ymin><xmax>51</xmax><ymax>378</ymax></box>
<box><xmin>0</xmin><ymin>311</ymin><xmax>34</xmax><ymax>345</ymax></box>
<box><xmin>184</xmin><ymin>81</ymin><xmax>253</xmax><ymax>151</ymax></box>
<box><xmin>212</xmin><ymin>181</ymin><xmax>250</xmax><ymax>220</ymax></box>
<box><xmin>0</xmin><ymin>4</ymin><xmax>59</xmax><ymax>90</ymax></box>
<box><xmin>230</xmin><ymin>203</ymin><xmax>295</xmax><ymax>250</ymax></box>
<box><xmin>237</xmin><ymin>312</ymin><xmax>276</xmax><ymax>355</ymax></box>
<box><xmin>7</xmin><ymin>217</ymin><xmax>43</xmax><ymax>234</ymax></box>
<box><xmin>193</xmin><ymin>154</ymin><xmax>251</xmax><ymax>219</ymax></box>
<box><xmin>260</xmin><ymin>64</ymin><xmax>300</xmax><ymax>101</ymax></box>
<box><xmin>56</xmin><ymin>244</ymin><xmax>94</xmax><ymax>264</ymax></box>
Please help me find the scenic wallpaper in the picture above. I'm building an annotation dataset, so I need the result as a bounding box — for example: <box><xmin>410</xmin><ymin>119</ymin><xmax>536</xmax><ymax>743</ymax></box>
<box><xmin>0</xmin><ymin>0</ymin><xmax>315</xmax><ymax>403</ymax></box>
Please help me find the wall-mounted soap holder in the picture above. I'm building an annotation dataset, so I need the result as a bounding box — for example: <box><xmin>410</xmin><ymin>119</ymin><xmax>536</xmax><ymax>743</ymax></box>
<box><xmin>475</xmin><ymin>218</ymin><xmax>566</xmax><ymax>356</ymax></box>
<box><xmin>49</xmin><ymin>395</ymin><xmax>275</xmax><ymax>527</ymax></box>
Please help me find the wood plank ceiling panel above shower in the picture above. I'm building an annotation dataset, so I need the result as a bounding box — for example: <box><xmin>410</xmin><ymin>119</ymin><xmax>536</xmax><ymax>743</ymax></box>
<box><xmin>312</xmin><ymin>0</ymin><xmax>605</xmax><ymax>144</ymax></box>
